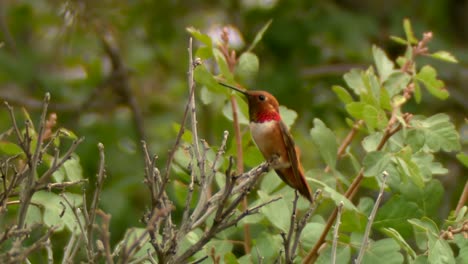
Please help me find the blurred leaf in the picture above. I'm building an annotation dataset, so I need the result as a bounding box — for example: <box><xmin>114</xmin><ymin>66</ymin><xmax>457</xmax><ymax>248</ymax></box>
<box><xmin>429</xmin><ymin>51</ymin><xmax>458</xmax><ymax>63</ymax></box>
<box><xmin>30</xmin><ymin>191</ymin><xmax>83</xmax><ymax>232</ymax></box>
<box><xmin>413</xmin><ymin>114</ymin><xmax>460</xmax><ymax>152</ymax></box>
<box><xmin>395</xmin><ymin>155</ymin><xmax>424</xmax><ymax>188</ymax></box>
<box><xmin>405</xmin><ymin>129</ymin><xmax>425</xmax><ymax>152</ymax></box>
<box><xmin>316</xmin><ymin>245</ymin><xmax>351</xmax><ymax>264</ymax></box>
<box><xmin>373</xmin><ymin>45</ymin><xmax>394</xmax><ymax>82</ymax></box>
<box><xmin>415</xmin><ymin>65</ymin><xmax>449</xmax><ymax>100</ymax></box>
<box><xmin>309</xmin><ymin>178</ymin><xmax>357</xmax><ymax>211</ymax></box>
<box><xmin>381</xmin><ymin>227</ymin><xmax>417</xmax><ymax>260</ymax></box>
<box><xmin>194</xmin><ymin>65</ymin><xmax>221</xmax><ymax>92</ymax></box>
<box><xmin>457</xmin><ymin>153</ymin><xmax>468</xmax><ymax>167</ymax></box>
<box><xmin>408</xmin><ymin>217</ymin><xmax>439</xmax><ymax>250</ymax></box>
<box><xmin>222</xmin><ymin>99</ymin><xmax>249</xmax><ymax>125</ymax></box>
<box><xmin>344</xmin><ymin>69</ymin><xmax>366</xmax><ymax>95</ymax></box>
<box><xmin>400</xmin><ymin>179</ymin><xmax>443</xmax><ymax>216</ymax></box>
<box><xmin>332</xmin><ymin>85</ymin><xmax>354</xmax><ymax>104</ymax></box>
<box><xmin>301</xmin><ymin>220</ymin><xmax>326</xmax><ymax>248</ymax></box>
<box><xmin>346</xmin><ymin>102</ymin><xmax>366</xmax><ymax>120</ymax></box>
<box><xmin>428</xmin><ymin>239</ymin><xmax>456</xmax><ymax>264</ymax></box>
<box><xmin>58</xmin><ymin>128</ymin><xmax>78</xmax><ymax>140</ymax></box>
<box><xmin>258</xmin><ymin>190</ymin><xmax>289</xmax><ymax>232</ymax></box>
<box><xmin>247</xmin><ymin>19</ymin><xmax>272</xmax><ymax>51</ymax></box>
<box><xmin>403</xmin><ymin>18</ymin><xmax>418</xmax><ymax>44</ymax></box>
<box><xmin>384</xmin><ymin>72</ymin><xmax>411</xmax><ymax>97</ymax></box>
<box><xmin>214</xmin><ymin>49</ymin><xmax>234</xmax><ymax>82</ymax></box>
<box><xmin>374</xmin><ymin>195</ymin><xmax>423</xmax><ymax>238</ymax></box>
<box><xmin>390</xmin><ymin>36</ymin><xmax>408</xmax><ymax>45</ymax></box>
<box><xmin>363</xmin><ymin>104</ymin><xmax>388</xmax><ymax>130</ymax></box>
<box><xmin>186</xmin><ymin>27</ymin><xmax>213</xmax><ymax>47</ymax></box>
<box><xmin>260</xmin><ymin>170</ymin><xmax>282</xmax><ymax>194</ymax></box>
<box><xmin>310</xmin><ymin>119</ymin><xmax>338</xmax><ymax>170</ymax></box>
<box><xmin>279</xmin><ymin>105</ymin><xmax>297</xmax><ymax>129</ymax></box>
<box><xmin>362</xmin><ymin>132</ymin><xmax>383</xmax><ymax>152</ymax></box>
<box><xmin>224</xmin><ymin>252</ymin><xmax>239</xmax><ymax>264</ymax></box>
<box><xmin>62</xmin><ymin>154</ymin><xmax>83</xmax><ymax>181</ymax></box>
<box><xmin>363</xmin><ymin>151</ymin><xmax>391</xmax><ymax>177</ymax></box>
<box><xmin>0</xmin><ymin>141</ymin><xmax>23</xmax><ymax>156</ymax></box>
<box><xmin>235</xmin><ymin>52</ymin><xmax>259</xmax><ymax>81</ymax></box>
<box><xmin>362</xmin><ymin>238</ymin><xmax>404</xmax><ymax>264</ymax></box>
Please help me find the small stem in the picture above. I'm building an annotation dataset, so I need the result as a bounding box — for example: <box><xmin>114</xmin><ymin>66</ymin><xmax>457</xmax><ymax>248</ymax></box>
<box><xmin>355</xmin><ymin>171</ymin><xmax>388</xmax><ymax>264</ymax></box>
<box><xmin>331</xmin><ymin>202</ymin><xmax>344</xmax><ymax>264</ymax></box>
<box><xmin>455</xmin><ymin>179</ymin><xmax>468</xmax><ymax>216</ymax></box>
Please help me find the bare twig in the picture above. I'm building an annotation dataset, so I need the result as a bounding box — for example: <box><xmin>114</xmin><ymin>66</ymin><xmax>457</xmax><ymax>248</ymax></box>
<box><xmin>87</xmin><ymin>142</ymin><xmax>106</xmax><ymax>255</ymax></box>
<box><xmin>45</xmin><ymin>237</ymin><xmax>53</xmax><ymax>264</ymax></box>
<box><xmin>96</xmin><ymin>210</ymin><xmax>114</xmax><ymax>264</ymax></box>
<box><xmin>331</xmin><ymin>202</ymin><xmax>344</xmax><ymax>264</ymax></box>
<box><xmin>17</xmin><ymin>93</ymin><xmax>50</xmax><ymax>230</ymax></box>
<box><xmin>455</xmin><ymin>179</ymin><xmax>468</xmax><ymax>216</ymax></box>
<box><xmin>355</xmin><ymin>171</ymin><xmax>388</xmax><ymax>264</ymax></box>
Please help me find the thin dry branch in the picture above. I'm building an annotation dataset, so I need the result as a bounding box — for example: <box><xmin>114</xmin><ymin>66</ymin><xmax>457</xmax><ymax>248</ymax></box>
<box><xmin>355</xmin><ymin>171</ymin><xmax>388</xmax><ymax>263</ymax></box>
<box><xmin>331</xmin><ymin>201</ymin><xmax>344</xmax><ymax>264</ymax></box>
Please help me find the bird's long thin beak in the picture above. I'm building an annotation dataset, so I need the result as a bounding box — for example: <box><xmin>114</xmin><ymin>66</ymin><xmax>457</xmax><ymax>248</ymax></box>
<box><xmin>218</xmin><ymin>82</ymin><xmax>248</xmax><ymax>95</ymax></box>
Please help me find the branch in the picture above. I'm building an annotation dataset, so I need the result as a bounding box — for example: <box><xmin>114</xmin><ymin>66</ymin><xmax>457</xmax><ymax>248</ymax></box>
<box><xmin>455</xmin><ymin>179</ymin><xmax>468</xmax><ymax>216</ymax></box>
<box><xmin>331</xmin><ymin>202</ymin><xmax>344</xmax><ymax>264</ymax></box>
<box><xmin>355</xmin><ymin>171</ymin><xmax>388</xmax><ymax>264</ymax></box>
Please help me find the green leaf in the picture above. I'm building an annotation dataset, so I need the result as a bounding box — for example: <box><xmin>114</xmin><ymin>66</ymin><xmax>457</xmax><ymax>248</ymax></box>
<box><xmin>194</xmin><ymin>65</ymin><xmax>221</xmax><ymax>92</ymax></box>
<box><xmin>301</xmin><ymin>220</ymin><xmax>326</xmax><ymax>249</ymax></box>
<box><xmin>395</xmin><ymin>155</ymin><xmax>424</xmax><ymax>188</ymax></box>
<box><xmin>186</xmin><ymin>27</ymin><xmax>213</xmax><ymax>47</ymax></box>
<box><xmin>316</xmin><ymin>245</ymin><xmax>351</xmax><ymax>264</ymax></box>
<box><xmin>222</xmin><ymin>99</ymin><xmax>249</xmax><ymax>125</ymax></box>
<box><xmin>373</xmin><ymin>45</ymin><xmax>394</xmax><ymax>82</ymax></box>
<box><xmin>310</xmin><ymin>119</ymin><xmax>338</xmax><ymax>170</ymax></box>
<box><xmin>0</xmin><ymin>141</ymin><xmax>23</xmax><ymax>156</ymax></box>
<box><xmin>309</xmin><ymin>178</ymin><xmax>357</xmax><ymax>211</ymax></box>
<box><xmin>384</xmin><ymin>72</ymin><xmax>411</xmax><ymax>97</ymax></box>
<box><xmin>457</xmin><ymin>152</ymin><xmax>468</xmax><ymax>167</ymax></box>
<box><xmin>403</xmin><ymin>18</ymin><xmax>418</xmax><ymax>44</ymax></box>
<box><xmin>214</xmin><ymin>48</ymin><xmax>234</xmax><ymax>82</ymax></box>
<box><xmin>61</xmin><ymin>154</ymin><xmax>83</xmax><ymax>181</ymax></box>
<box><xmin>374</xmin><ymin>195</ymin><xmax>423</xmax><ymax>238</ymax></box>
<box><xmin>429</xmin><ymin>239</ymin><xmax>456</xmax><ymax>264</ymax></box>
<box><xmin>363</xmin><ymin>151</ymin><xmax>391</xmax><ymax>177</ymax></box>
<box><xmin>247</xmin><ymin>19</ymin><xmax>272</xmax><ymax>51</ymax></box>
<box><xmin>258</xmin><ymin>190</ymin><xmax>289</xmax><ymax>232</ymax></box>
<box><xmin>415</xmin><ymin>65</ymin><xmax>449</xmax><ymax>100</ymax></box>
<box><xmin>346</xmin><ymin>102</ymin><xmax>366</xmax><ymax>119</ymax></box>
<box><xmin>344</xmin><ymin>69</ymin><xmax>366</xmax><ymax>95</ymax></box>
<box><xmin>390</xmin><ymin>36</ymin><xmax>408</xmax><ymax>45</ymax></box>
<box><xmin>30</xmin><ymin>191</ymin><xmax>83</xmax><ymax>232</ymax></box>
<box><xmin>362</xmin><ymin>132</ymin><xmax>383</xmax><ymax>152</ymax></box>
<box><xmin>235</xmin><ymin>52</ymin><xmax>259</xmax><ymax>81</ymax></box>
<box><xmin>405</xmin><ymin>129</ymin><xmax>426</xmax><ymax>152</ymax></box>
<box><xmin>381</xmin><ymin>227</ymin><xmax>417</xmax><ymax>260</ymax></box>
<box><xmin>429</xmin><ymin>51</ymin><xmax>458</xmax><ymax>63</ymax></box>
<box><xmin>362</xmin><ymin>238</ymin><xmax>404</xmax><ymax>264</ymax></box>
<box><xmin>399</xmin><ymin>179</ymin><xmax>444</xmax><ymax>217</ymax></box>
<box><xmin>413</xmin><ymin>113</ymin><xmax>461</xmax><ymax>152</ymax></box>
<box><xmin>58</xmin><ymin>128</ymin><xmax>78</xmax><ymax>140</ymax></box>
<box><xmin>363</xmin><ymin>104</ymin><xmax>388</xmax><ymax>130</ymax></box>
<box><xmin>279</xmin><ymin>105</ymin><xmax>297</xmax><ymax>129</ymax></box>
<box><xmin>332</xmin><ymin>85</ymin><xmax>354</xmax><ymax>104</ymax></box>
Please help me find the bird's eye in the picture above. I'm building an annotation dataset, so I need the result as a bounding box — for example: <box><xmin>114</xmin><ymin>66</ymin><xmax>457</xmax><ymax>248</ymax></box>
<box><xmin>258</xmin><ymin>94</ymin><xmax>266</xmax><ymax>101</ymax></box>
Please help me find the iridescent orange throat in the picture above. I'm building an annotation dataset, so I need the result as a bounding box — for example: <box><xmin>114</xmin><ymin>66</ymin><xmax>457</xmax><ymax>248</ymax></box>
<box><xmin>253</xmin><ymin>111</ymin><xmax>281</xmax><ymax>123</ymax></box>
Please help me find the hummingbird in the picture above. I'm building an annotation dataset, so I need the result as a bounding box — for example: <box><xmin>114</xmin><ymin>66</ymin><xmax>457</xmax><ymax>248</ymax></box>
<box><xmin>220</xmin><ymin>83</ymin><xmax>313</xmax><ymax>202</ymax></box>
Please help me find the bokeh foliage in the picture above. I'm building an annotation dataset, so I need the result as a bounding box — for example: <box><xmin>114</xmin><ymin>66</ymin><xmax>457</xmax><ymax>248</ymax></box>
<box><xmin>0</xmin><ymin>0</ymin><xmax>467</xmax><ymax>263</ymax></box>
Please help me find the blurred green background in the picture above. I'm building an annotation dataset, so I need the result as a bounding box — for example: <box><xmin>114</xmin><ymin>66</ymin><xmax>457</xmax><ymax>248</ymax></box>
<box><xmin>0</xmin><ymin>0</ymin><xmax>466</xmax><ymax>244</ymax></box>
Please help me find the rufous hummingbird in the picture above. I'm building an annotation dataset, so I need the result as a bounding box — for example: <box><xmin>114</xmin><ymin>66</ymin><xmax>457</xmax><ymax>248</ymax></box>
<box><xmin>220</xmin><ymin>83</ymin><xmax>313</xmax><ymax>202</ymax></box>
